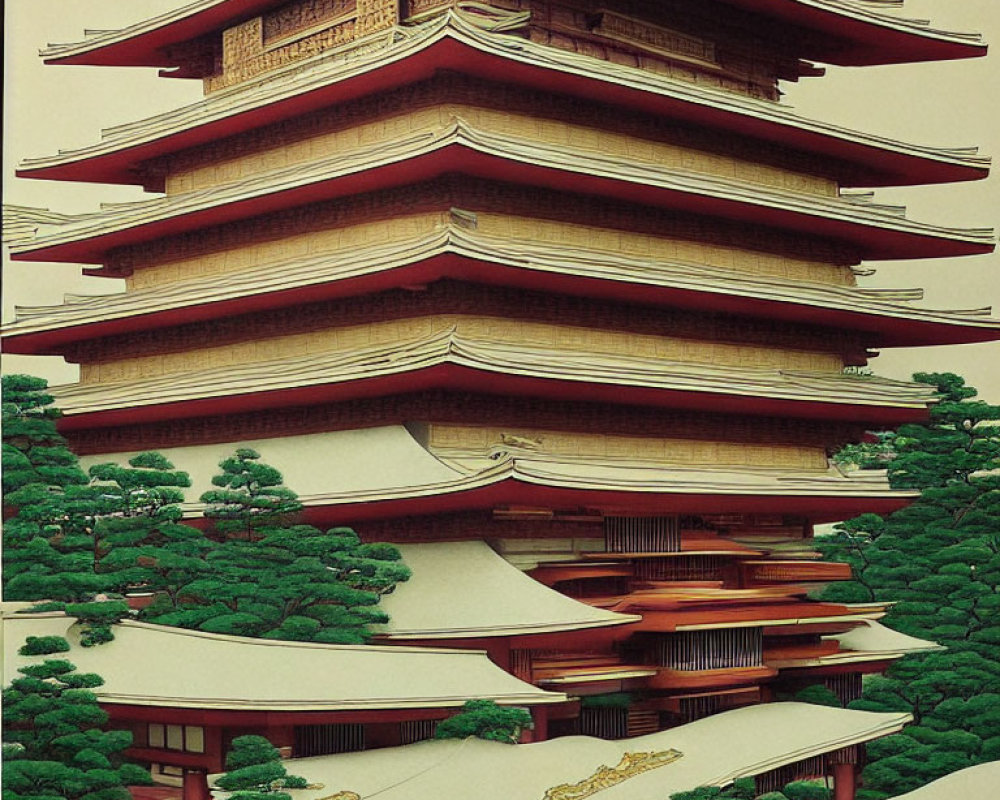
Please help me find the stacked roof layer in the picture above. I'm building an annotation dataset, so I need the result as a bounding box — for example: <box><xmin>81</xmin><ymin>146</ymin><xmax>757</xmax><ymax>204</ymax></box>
<box><xmin>3</xmin><ymin>0</ymin><xmax>993</xmax><ymax>776</ymax></box>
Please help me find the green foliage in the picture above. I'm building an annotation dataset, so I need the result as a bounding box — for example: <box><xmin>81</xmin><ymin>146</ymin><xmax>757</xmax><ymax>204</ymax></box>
<box><xmin>819</xmin><ymin>373</ymin><xmax>1000</xmax><ymax>798</ymax></box>
<box><xmin>2</xmin><ymin>638</ymin><xmax>151</xmax><ymax>800</ymax></box>
<box><xmin>2</xmin><ymin>377</ymin><xmax>215</xmax><ymax>646</ymax></box>
<box><xmin>434</xmin><ymin>700</ymin><xmax>533</xmax><ymax>744</ymax></box>
<box><xmin>18</xmin><ymin>636</ymin><xmax>71</xmax><ymax>656</ymax></box>
<box><xmin>200</xmin><ymin>448</ymin><xmax>302</xmax><ymax>538</ymax></box>
<box><xmin>64</xmin><ymin>602</ymin><xmax>130</xmax><ymax>648</ymax></box>
<box><xmin>580</xmin><ymin>692</ymin><xmax>634</xmax><ymax>709</ymax></box>
<box><xmin>792</xmin><ymin>685</ymin><xmax>843</xmax><ymax>708</ymax></box>
<box><xmin>2</xmin><ymin>376</ymin><xmax>107</xmax><ymax>604</ymax></box>
<box><xmin>670</xmin><ymin>780</ymin><xmax>756</xmax><ymax>800</ymax></box>
<box><xmin>146</xmin><ymin>452</ymin><xmax>408</xmax><ymax>644</ymax></box>
<box><xmin>213</xmin><ymin>735</ymin><xmax>307</xmax><ymax>799</ymax></box>
<box><xmin>4</xmin><ymin>383</ymin><xmax>406</xmax><ymax>647</ymax></box>
<box><xmin>87</xmin><ymin>452</ymin><xmax>212</xmax><ymax>611</ymax></box>
<box><xmin>783</xmin><ymin>782</ymin><xmax>831</xmax><ymax>800</ymax></box>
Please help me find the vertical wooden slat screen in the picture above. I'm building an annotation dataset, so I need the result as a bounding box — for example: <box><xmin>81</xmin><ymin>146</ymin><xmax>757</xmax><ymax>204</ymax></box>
<box><xmin>579</xmin><ymin>708</ymin><xmax>629</xmax><ymax>740</ymax></box>
<box><xmin>510</xmin><ymin>649</ymin><xmax>533</xmax><ymax>682</ymax></box>
<box><xmin>654</xmin><ymin>628</ymin><xmax>764</xmax><ymax>669</ymax></box>
<box><xmin>294</xmin><ymin>723</ymin><xmax>366</xmax><ymax>756</ymax></box>
<box><xmin>399</xmin><ymin>719</ymin><xmax>438</xmax><ymax>745</ymax></box>
<box><xmin>604</xmin><ymin>516</ymin><xmax>680</xmax><ymax>553</ymax></box>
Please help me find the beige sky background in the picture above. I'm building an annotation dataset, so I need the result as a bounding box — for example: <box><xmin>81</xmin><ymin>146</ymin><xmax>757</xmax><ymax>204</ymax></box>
<box><xmin>3</xmin><ymin>0</ymin><xmax>998</xmax><ymax>402</ymax></box>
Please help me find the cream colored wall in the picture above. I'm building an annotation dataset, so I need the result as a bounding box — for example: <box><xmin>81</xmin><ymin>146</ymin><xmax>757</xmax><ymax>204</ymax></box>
<box><xmin>425</xmin><ymin>423</ymin><xmax>829</xmax><ymax>470</ymax></box>
<box><xmin>125</xmin><ymin>212</ymin><xmax>448</xmax><ymax>289</ymax></box>
<box><xmin>78</xmin><ymin>311</ymin><xmax>843</xmax><ymax>385</ymax></box>
<box><xmin>163</xmin><ymin>103</ymin><xmax>838</xmax><ymax>197</ymax></box>
<box><xmin>475</xmin><ymin>213</ymin><xmax>853</xmax><ymax>286</ymax></box>
<box><xmin>123</xmin><ymin>208</ymin><xmax>852</xmax><ymax>292</ymax></box>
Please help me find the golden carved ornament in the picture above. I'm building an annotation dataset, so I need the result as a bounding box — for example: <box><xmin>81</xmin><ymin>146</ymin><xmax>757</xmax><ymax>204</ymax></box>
<box><xmin>543</xmin><ymin>749</ymin><xmax>683</xmax><ymax>800</ymax></box>
<box><xmin>318</xmin><ymin>792</ymin><xmax>361</xmax><ymax>800</ymax></box>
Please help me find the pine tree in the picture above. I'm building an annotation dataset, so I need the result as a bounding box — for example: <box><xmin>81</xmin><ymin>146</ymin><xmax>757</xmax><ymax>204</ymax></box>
<box><xmin>434</xmin><ymin>700</ymin><xmax>533</xmax><ymax>744</ymax></box>
<box><xmin>817</xmin><ymin>373</ymin><xmax>1000</xmax><ymax>798</ymax></box>
<box><xmin>2</xmin><ymin>375</ymin><xmax>106</xmax><ymax>603</ymax></box>
<box><xmin>2</xmin><ymin>636</ymin><xmax>152</xmax><ymax>800</ymax></box>
<box><xmin>212</xmin><ymin>735</ymin><xmax>307</xmax><ymax>800</ymax></box>
<box><xmin>200</xmin><ymin>448</ymin><xmax>302</xmax><ymax>539</ymax></box>
<box><xmin>146</xmin><ymin>450</ymin><xmax>409</xmax><ymax>643</ymax></box>
<box><xmin>88</xmin><ymin>452</ymin><xmax>213</xmax><ymax>609</ymax></box>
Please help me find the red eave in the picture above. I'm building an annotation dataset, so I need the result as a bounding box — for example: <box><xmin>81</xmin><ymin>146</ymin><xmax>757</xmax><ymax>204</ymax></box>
<box><xmin>630</xmin><ymin>601</ymin><xmax>865</xmax><ymax>631</ymax></box>
<box><xmin>313</xmin><ymin>483</ymin><xmax>911</xmax><ymax>527</ymax></box>
<box><xmin>54</xmin><ymin>362</ymin><xmax>931</xmax><ymax>441</ymax></box>
<box><xmin>20</xmin><ymin>37</ymin><xmax>987</xmax><ymax>188</ymax></box>
<box><xmin>42</xmin><ymin>1</ymin><xmax>279</xmax><ymax>67</ymax></box>
<box><xmin>5</xmin><ymin>252</ymin><xmax>1000</xmax><ymax>355</ymax></box>
<box><xmin>12</xmin><ymin>144</ymin><xmax>993</xmax><ymax>267</ymax></box>
<box><xmin>718</xmin><ymin>0</ymin><xmax>987</xmax><ymax>65</ymax></box>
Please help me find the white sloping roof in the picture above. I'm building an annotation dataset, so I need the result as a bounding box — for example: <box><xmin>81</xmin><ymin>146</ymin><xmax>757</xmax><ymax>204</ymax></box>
<box><xmin>830</xmin><ymin>619</ymin><xmax>945</xmax><ymax>655</ymax></box>
<box><xmin>256</xmin><ymin>703</ymin><xmax>910</xmax><ymax>800</ymax></box>
<box><xmin>889</xmin><ymin>761</ymin><xmax>1000</xmax><ymax>799</ymax></box>
<box><xmin>375</xmin><ymin>542</ymin><xmax>639</xmax><ymax>638</ymax></box>
<box><xmin>1</xmin><ymin>612</ymin><xmax>564</xmax><ymax>710</ymax></box>
<box><xmin>78</xmin><ymin>426</ymin><xmax>462</xmax><ymax>499</ymax></box>
<box><xmin>74</xmin><ymin>425</ymin><xmax>915</xmax><ymax>519</ymax></box>
<box><xmin>74</xmin><ymin>425</ymin><xmax>916</xmax><ymax>518</ymax></box>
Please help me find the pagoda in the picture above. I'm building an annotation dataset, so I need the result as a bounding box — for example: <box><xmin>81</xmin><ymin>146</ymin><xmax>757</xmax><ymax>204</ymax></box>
<box><xmin>3</xmin><ymin>2</ymin><xmax>997</xmax><ymax>799</ymax></box>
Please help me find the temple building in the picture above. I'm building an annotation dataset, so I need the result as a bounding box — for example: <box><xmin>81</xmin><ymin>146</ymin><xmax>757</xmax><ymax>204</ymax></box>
<box><xmin>3</xmin><ymin>1</ymin><xmax>998</xmax><ymax>799</ymax></box>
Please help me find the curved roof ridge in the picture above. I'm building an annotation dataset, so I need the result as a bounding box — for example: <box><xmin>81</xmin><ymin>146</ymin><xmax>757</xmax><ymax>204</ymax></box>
<box><xmin>4</xmin><ymin>225</ymin><xmax>997</xmax><ymax>347</ymax></box>
<box><xmin>19</xmin><ymin>12</ymin><xmax>989</xmax><ymax>188</ymax></box>
<box><xmin>11</xmin><ymin>115</ymin><xmax>994</xmax><ymax>265</ymax></box>
<box><xmin>38</xmin><ymin>0</ymin><xmax>985</xmax><ymax>69</ymax></box>
<box><xmin>49</xmin><ymin>326</ymin><xmax>939</xmax><ymax>417</ymax></box>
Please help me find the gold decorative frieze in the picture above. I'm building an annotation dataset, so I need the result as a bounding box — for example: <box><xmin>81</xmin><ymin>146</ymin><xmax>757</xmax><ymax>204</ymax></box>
<box><xmin>543</xmin><ymin>750</ymin><xmax>684</xmax><ymax>800</ymax></box>
<box><xmin>590</xmin><ymin>10</ymin><xmax>716</xmax><ymax>66</ymax></box>
<box><xmin>207</xmin><ymin>0</ymin><xmax>365</xmax><ymax>92</ymax></box>
<box><xmin>264</xmin><ymin>0</ymin><xmax>357</xmax><ymax>44</ymax></box>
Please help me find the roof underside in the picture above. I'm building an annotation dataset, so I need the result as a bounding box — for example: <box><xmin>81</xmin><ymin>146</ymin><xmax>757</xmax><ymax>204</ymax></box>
<box><xmin>38</xmin><ymin>0</ymin><xmax>985</xmax><ymax>69</ymax></box>
<box><xmin>22</xmin><ymin>14</ymin><xmax>989</xmax><ymax>188</ymax></box>
<box><xmin>717</xmin><ymin>0</ymin><xmax>986</xmax><ymax>65</ymax></box>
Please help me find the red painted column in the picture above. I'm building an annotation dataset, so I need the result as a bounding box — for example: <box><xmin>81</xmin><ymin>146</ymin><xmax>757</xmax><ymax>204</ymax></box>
<box><xmin>526</xmin><ymin>706</ymin><xmax>549</xmax><ymax>743</ymax></box>
<box><xmin>183</xmin><ymin>770</ymin><xmax>211</xmax><ymax>800</ymax></box>
<box><xmin>832</xmin><ymin>762</ymin><xmax>856</xmax><ymax>800</ymax></box>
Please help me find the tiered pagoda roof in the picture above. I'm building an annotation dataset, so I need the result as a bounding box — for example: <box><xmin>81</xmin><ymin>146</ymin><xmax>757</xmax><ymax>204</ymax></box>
<box><xmin>77</xmin><ymin>426</ymin><xmax>917</xmax><ymax>523</ymax></box>
<box><xmin>4</xmin><ymin>225</ymin><xmax>999</xmax><ymax>351</ymax></box>
<box><xmin>36</xmin><ymin>0</ymin><xmax>986</xmax><ymax>70</ymax></box>
<box><xmin>4</xmin><ymin>0</ymin><xmax>995</xmax><ymax>788</ymax></box>
<box><xmin>15</xmin><ymin>13</ymin><xmax>991</xmax><ymax>188</ymax></box>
